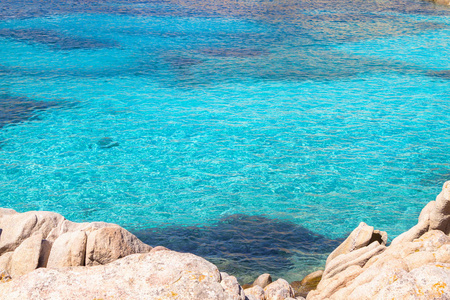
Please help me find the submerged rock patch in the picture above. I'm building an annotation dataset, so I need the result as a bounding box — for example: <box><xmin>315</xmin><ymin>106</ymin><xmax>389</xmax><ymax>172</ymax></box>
<box><xmin>0</xmin><ymin>28</ymin><xmax>118</xmax><ymax>50</ymax></box>
<box><xmin>134</xmin><ymin>214</ymin><xmax>343</xmax><ymax>282</ymax></box>
<box><xmin>198</xmin><ymin>48</ymin><xmax>269</xmax><ymax>58</ymax></box>
<box><xmin>0</xmin><ymin>94</ymin><xmax>64</xmax><ymax>129</ymax></box>
<box><xmin>96</xmin><ymin>137</ymin><xmax>120</xmax><ymax>149</ymax></box>
<box><xmin>427</xmin><ymin>70</ymin><xmax>450</xmax><ymax>80</ymax></box>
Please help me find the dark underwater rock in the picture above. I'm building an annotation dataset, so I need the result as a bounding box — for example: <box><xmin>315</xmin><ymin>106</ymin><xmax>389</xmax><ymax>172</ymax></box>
<box><xmin>198</xmin><ymin>47</ymin><xmax>268</xmax><ymax>58</ymax></box>
<box><xmin>427</xmin><ymin>69</ymin><xmax>450</xmax><ymax>79</ymax></box>
<box><xmin>96</xmin><ymin>137</ymin><xmax>119</xmax><ymax>149</ymax></box>
<box><xmin>165</xmin><ymin>56</ymin><xmax>203</xmax><ymax>69</ymax></box>
<box><xmin>134</xmin><ymin>214</ymin><xmax>343</xmax><ymax>282</ymax></box>
<box><xmin>0</xmin><ymin>28</ymin><xmax>118</xmax><ymax>50</ymax></box>
<box><xmin>0</xmin><ymin>94</ymin><xmax>64</xmax><ymax>129</ymax></box>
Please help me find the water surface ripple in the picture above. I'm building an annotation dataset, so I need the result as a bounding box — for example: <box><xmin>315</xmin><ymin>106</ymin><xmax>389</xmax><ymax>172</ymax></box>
<box><xmin>0</xmin><ymin>0</ymin><xmax>449</xmax><ymax>281</ymax></box>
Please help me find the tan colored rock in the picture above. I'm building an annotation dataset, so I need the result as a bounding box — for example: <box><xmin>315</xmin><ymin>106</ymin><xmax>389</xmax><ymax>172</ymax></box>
<box><xmin>404</xmin><ymin>251</ymin><xmax>435</xmax><ymax>271</ymax></box>
<box><xmin>0</xmin><ymin>208</ymin><xmax>152</xmax><ymax>279</ymax></box>
<box><xmin>291</xmin><ymin>270</ymin><xmax>323</xmax><ymax>298</ymax></box>
<box><xmin>150</xmin><ymin>245</ymin><xmax>170</xmax><ymax>252</ymax></box>
<box><xmin>322</xmin><ymin>241</ymin><xmax>386</xmax><ymax>280</ymax></box>
<box><xmin>417</xmin><ymin>230</ymin><xmax>450</xmax><ymax>250</ymax></box>
<box><xmin>0</xmin><ymin>252</ymin><xmax>13</xmax><ymax>274</ymax></box>
<box><xmin>432</xmin><ymin>0</ymin><xmax>450</xmax><ymax>6</ymax></box>
<box><xmin>0</xmin><ymin>211</ymin><xmax>65</xmax><ymax>255</ymax></box>
<box><xmin>429</xmin><ymin>180</ymin><xmax>450</xmax><ymax>234</ymax></box>
<box><xmin>435</xmin><ymin>244</ymin><xmax>450</xmax><ymax>263</ymax></box>
<box><xmin>418</xmin><ymin>200</ymin><xmax>436</xmax><ymax>223</ymax></box>
<box><xmin>0</xmin><ymin>250</ymin><xmax>243</xmax><ymax>300</ymax></box>
<box><xmin>376</xmin><ymin>263</ymin><xmax>450</xmax><ymax>299</ymax></box>
<box><xmin>337</xmin><ymin>259</ymin><xmax>409</xmax><ymax>300</ymax></box>
<box><xmin>308</xmin><ymin>265</ymin><xmax>363</xmax><ymax>299</ymax></box>
<box><xmin>220</xmin><ymin>273</ymin><xmax>245</xmax><ymax>300</ymax></box>
<box><xmin>253</xmin><ymin>273</ymin><xmax>272</xmax><ymax>288</ymax></box>
<box><xmin>325</xmin><ymin>222</ymin><xmax>386</xmax><ymax>267</ymax></box>
<box><xmin>390</xmin><ymin>221</ymin><xmax>430</xmax><ymax>246</ymax></box>
<box><xmin>0</xmin><ymin>212</ymin><xmax>37</xmax><ymax>255</ymax></box>
<box><xmin>264</xmin><ymin>278</ymin><xmax>295</xmax><ymax>300</ymax></box>
<box><xmin>244</xmin><ymin>285</ymin><xmax>265</xmax><ymax>300</ymax></box>
<box><xmin>392</xmin><ymin>181</ymin><xmax>450</xmax><ymax>246</ymax></box>
<box><xmin>309</xmin><ymin>182</ymin><xmax>450</xmax><ymax>299</ymax></box>
<box><xmin>10</xmin><ymin>233</ymin><xmax>42</xmax><ymax>278</ymax></box>
<box><xmin>46</xmin><ymin>219</ymin><xmax>120</xmax><ymax>242</ymax></box>
<box><xmin>85</xmin><ymin>226</ymin><xmax>152</xmax><ymax>266</ymax></box>
<box><xmin>47</xmin><ymin>231</ymin><xmax>87</xmax><ymax>268</ymax></box>
<box><xmin>0</xmin><ymin>208</ymin><xmax>17</xmax><ymax>219</ymax></box>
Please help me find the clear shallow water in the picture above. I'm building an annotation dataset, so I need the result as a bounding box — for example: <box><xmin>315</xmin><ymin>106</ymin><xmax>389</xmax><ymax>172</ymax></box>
<box><xmin>0</xmin><ymin>0</ymin><xmax>449</xmax><ymax>283</ymax></box>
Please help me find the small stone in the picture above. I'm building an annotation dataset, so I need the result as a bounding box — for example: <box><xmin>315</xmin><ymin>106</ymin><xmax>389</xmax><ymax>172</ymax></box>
<box><xmin>291</xmin><ymin>270</ymin><xmax>323</xmax><ymax>297</ymax></box>
<box><xmin>264</xmin><ymin>278</ymin><xmax>295</xmax><ymax>300</ymax></box>
<box><xmin>97</xmin><ymin>137</ymin><xmax>119</xmax><ymax>149</ymax></box>
<box><xmin>244</xmin><ymin>285</ymin><xmax>265</xmax><ymax>300</ymax></box>
<box><xmin>253</xmin><ymin>273</ymin><xmax>272</xmax><ymax>288</ymax></box>
<box><xmin>150</xmin><ymin>246</ymin><xmax>169</xmax><ymax>253</ymax></box>
<box><xmin>221</xmin><ymin>274</ymin><xmax>245</xmax><ymax>300</ymax></box>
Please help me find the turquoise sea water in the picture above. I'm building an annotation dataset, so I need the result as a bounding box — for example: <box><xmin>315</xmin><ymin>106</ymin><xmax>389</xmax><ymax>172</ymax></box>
<box><xmin>1</xmin><ymin>0</ymin><xmax>449</xmax><ymax>282</ymax></box>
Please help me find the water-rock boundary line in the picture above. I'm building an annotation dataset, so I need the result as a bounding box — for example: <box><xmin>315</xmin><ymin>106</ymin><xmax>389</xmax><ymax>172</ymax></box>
<box><xmin>0</xmin><ymin>180</ymin><xmax>449</xmax><ymax>299</ymax></box>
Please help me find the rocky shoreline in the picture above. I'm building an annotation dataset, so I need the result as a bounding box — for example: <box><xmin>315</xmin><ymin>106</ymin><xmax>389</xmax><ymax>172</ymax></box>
<box><xmin>1</xmin><ymin>181</ymin><xmax>449</xmax><ymax>299</ymax></box>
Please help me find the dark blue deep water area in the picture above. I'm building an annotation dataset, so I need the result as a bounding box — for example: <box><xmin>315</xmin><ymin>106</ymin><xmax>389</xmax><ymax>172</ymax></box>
<box><xmin>0</xmin><ymin>0</ymin><xmax>449</xmax><ymax>282</ymax></box>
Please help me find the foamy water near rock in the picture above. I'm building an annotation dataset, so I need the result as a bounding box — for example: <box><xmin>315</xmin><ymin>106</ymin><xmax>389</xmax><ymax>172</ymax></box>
<box><xmin>0</xmin><ymin>181</ymin><xmax>449</xmax><ymax>299</ymax></box>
